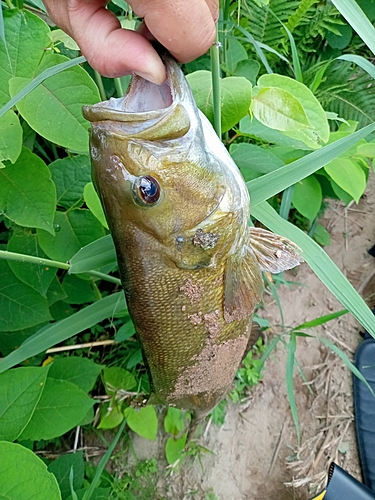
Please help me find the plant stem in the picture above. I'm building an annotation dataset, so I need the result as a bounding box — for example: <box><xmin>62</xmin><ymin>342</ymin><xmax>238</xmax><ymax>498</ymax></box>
<box><xmin>210</xmin><ymin>34</ymin><xmax>222</xmax><ymax>138</ymax></box>
<box><xmin>94</xmin><ymin>70</ymin><xmax>106</xmax><ymax>101</ymax></box>
<box><xmin>4</xmin><ymin>0</ymin><xmax>13</xmax><ymax>9</ymax></box>
<box><xmin>114</xmin><ymin>77</ymin><xmax>123</xmax><ymax>98</ymax></box>
<box><xmin>0</xmin><ymin>250</ymin><xmax>122</xmax><ymax>285</ymax></box>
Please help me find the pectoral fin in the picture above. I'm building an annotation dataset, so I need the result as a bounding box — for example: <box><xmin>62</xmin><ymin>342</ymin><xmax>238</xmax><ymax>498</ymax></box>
<box><xmin>224</xmin><ymin>246</ymin><xmax>263</xmax><ymax>323</ymax></box>
<box><xmin>248</xmin><ymin>227</ymin><xmax>303</xmax><ymax>274</ymax></box>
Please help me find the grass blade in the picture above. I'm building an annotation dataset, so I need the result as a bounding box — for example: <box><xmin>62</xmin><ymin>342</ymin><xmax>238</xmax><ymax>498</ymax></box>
<box><xmin>0</xmin><ymin>3</ymin><xmax>5</xmax><ymax>45</ymax></box>
<box><xmin>69</xmin><ymin>235</ymin><xmax>117</xmax><ymax>274</ymax></box>
<box><xmin>233</xmin><ymin>23</ymin><xmax>273</xmax><ymax>74</ymax></box>
<box><xmin>338</xmin><ymin>54</ymin><xmax>375</xmax><ymax>80</ymax></box>
<box><xmin>210</xmin><ymin>31</ymin><xmax>222</xmax><ymax>138</ymax></box>
<box><xmin>0</xmin><ymin>292</ymin><xmax>126</xmax><ymax>373</ymax></box>
<box><xmin>286</xmin><ymin>333</ymin><xmax>300</xmax><ymax>444</ymax></box>
<box><xmin>252</xmin><ymin>201</ymin><xmax>375</xmax><ymax>337</ymax></box>
<box><xmin>82</xmin><ymin>419</ymin><xmax>127</xmax><ymax>500</ymax></box>
<box><xmin>248</xmin><ymin>122</ymin><xmax>375</xmax><ymax>206</ymax></box>
<box><xmin>295</xmin><ymin>309</ymin><xmax>348</xmax><ymax>330</ymax></box>
<box><xmin>257</xmin><ymin>334</ymin><xmax>282</xmax><ymax>373</ymax></box>
<box><xmin>331</xmin><ymin>0</ymin><xmax>375</xmax><ymax>56</ymax></box>
<box><xmin>0</xmin><ymin>55</ymin><xmax>86</xmax><ymax>118</ymax></box>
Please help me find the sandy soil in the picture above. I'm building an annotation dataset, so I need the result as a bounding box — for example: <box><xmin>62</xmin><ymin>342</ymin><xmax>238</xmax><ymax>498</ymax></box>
<box><xmin>123</xmin><ymin>175</ymin><xmax>375</xmax><ymax>500</ymax></box>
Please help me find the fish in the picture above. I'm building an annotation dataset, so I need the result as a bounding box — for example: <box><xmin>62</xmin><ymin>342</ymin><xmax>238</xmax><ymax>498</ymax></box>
<box><xmin>82</xmin><ymin>52</ymin><xmax>303</xmax><ymax>422</ymax></box>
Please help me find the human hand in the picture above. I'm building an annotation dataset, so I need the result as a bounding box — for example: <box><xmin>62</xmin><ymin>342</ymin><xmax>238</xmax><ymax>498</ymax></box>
<box><xmin>43</xmin><ymin>0</ymin><xmax>218</xmax><ymax>84</ymax></box>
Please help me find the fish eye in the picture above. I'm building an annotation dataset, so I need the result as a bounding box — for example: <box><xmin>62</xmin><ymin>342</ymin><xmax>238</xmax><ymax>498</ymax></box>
<box><xmin>134</xmin><ymin>176</ymin><xmax>161</xmax><ymax>205</ymax></box>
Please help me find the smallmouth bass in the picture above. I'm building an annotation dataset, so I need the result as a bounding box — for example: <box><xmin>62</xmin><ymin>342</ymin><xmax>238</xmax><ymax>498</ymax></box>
<box><xmin>83</xmin><ymin>53</ymin><xmax>303</xmax><ymax>420</ymax></box>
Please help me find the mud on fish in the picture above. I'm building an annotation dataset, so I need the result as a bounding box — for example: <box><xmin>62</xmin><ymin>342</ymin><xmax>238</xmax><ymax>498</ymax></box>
<box><xmin>83</xmin><ymin>52</ymin><xmax>303</xmax><ymax>423</ymax></box>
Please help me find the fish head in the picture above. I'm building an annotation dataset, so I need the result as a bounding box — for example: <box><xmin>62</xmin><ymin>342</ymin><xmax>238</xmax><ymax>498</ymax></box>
<box><xmin>83</xmin><ymin>54</ymin><xmax>247</xmax><ymax>269</ymax></box>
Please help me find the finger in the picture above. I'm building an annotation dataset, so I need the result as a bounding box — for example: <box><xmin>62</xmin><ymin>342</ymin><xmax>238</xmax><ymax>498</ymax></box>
<box><xmin>45</xmin><ymin>0</ymin><xmax>166</xmax><ymax>83</ymax></box>
<box><xmin>131</xmin><ymin>0</ymin><xmax>217</xmax><ymax>63</ymax></box>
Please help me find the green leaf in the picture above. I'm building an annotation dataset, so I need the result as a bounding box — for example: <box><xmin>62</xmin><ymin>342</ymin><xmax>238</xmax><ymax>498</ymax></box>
<box><xmin>62</xmin><ymin>274</ymin><xmax>97</xmax><ymax>305</ymax></box>
<box><xmin>49</xmin><ymin>29</ymin><xmax>80</xmax><ymax>51</ymax></box>
<box><xmin>292</xmin><ymin>176</ymin><xmax>322</xmax><ymax>220</ymax></box>
<box><xmin>256</xmin><ymin>74</ymin><xmax>330</xmax><ymax>147</ymax></box>
<box><xmin>7</xmin><ymin>230</ymin><xmax>57</xmax><ymax>296</ymax></box>
<box><xmin>83</xmin><ymin>182</ymin><xmax>108</xmax><ymax>229</ymax></box>
<box><xmin>69</xmin><ymin>235</ymin><xmax>117</xmax><ymax>274</ymax></box>
<box><xmin>295</xmin><ymin>310</ymin><xmax>348</xmax><ymax>330</ymax></box>
<box><xmin>0</xmin><ymin>9</ymin><xmax>50</xmax><ymax>106</ymax></box>
<box><xmin>326</xmin><ymin>23</ymin><xmax>353</xmax><ymax>49</ymax></box>
<box><xmin>98</xmin><ymin>402</ymin><xmax>124</xmax><ymax>430</ymax></box>
<box><xmin>48</xmin><ymin>357</ymin><xmax>102</xmax><ymax>393</ymax></box>
<box><xmin>164</xmin><ymin>407</ymin><xmax>186</xmax><ymax>436</ymax></box>
<box><xmin>233</xmin><ymin>59</ymin><xmax>260</xmax><ymax>85</ymax></box>
<box><xmin>239</xmin><ymin>116</ymin><xmax>311</xmax><ymax>150</ymax></box>
<box><xmin>47</xmin><ymin>277</ymin><xmax>68</xmax><ymax>306</ymax></box>
<box><xmin>115</xmin><ymin>318</ymin><xmax>135</xmax><ymax>341</ymax></box>
<box><xmin>125</xmin><ymin>405</ymin><xmax>158</xmax><ymax>441</ymax></box>
<box><xmin>248</xmin><ymin>122</ymin><xmax>375</xmax><ymax>207</ymax></box>
<box><xmin>0</xmin><ymin>366</ymin><xmax>49</xmax><ymax>441</ymax></box>
<box><xmin>49</xmin><ymin>156</ymin><xmax>92</xmax><ymax>209</ymax></box>
<box><xmin>103</xmin><ymin>366</ymin><xmax>137</xmax><ymax>393</ymax></box>
<box><xmin>10</xmin><ymin>53</ymin><xmax>100</xmax><ymax>152</ymax></box>
<box><xmin>186</xmin><ymin>70</ymin><xmax>252</xmax><ymax>132</ymax></box>
<box><xmin>0</xmin><ymin>147</ymin><xmax>56</xmax><ymax>233</ymax></box>
<box><xmin>230</xmin><ymin>142</ymin><xmax>284</xmax><ymax>181</ymax></box>
<box><xmin>252</xmin><ymin>87</ymin><xmax>311</xmax><ymax>132</ymax></box>
<box><xmin>0</xmin><ymin>292</ymin><xmax>126</xmax><ymax>373</ymax></box>
<box><xmin>331</xmin><ymin>0</ymin><xmax>375</xmax><ymax>56</ymax></box>
<box><xmin>48</xmin><ymin>451</ymin><xmax>84</xmax><ymax>500</ymax></box>
<box><xmin>313</xmin><ymin>225</ymin><xmax>331</xmax><ymax>246</ymax></box>
<box><xmin>0</xmin><ymin>442</ymin><xmax>61</xmax><ymax>499</ymax></box>
<box><xmin>0</xmin><ymin>259</ymin><xmax>52</xmax><ymax>332</ymax></box>
<box><xmin>165</xmin><ymin>435</ymin><xmax>187</xmax><ymax>465</ymax></box>
<box><xmin>251</xmin><ymin>201</ymin><xmax>375</xmax><ymax>337</ymax></box>
<box><xmin>18</xmin><ymin>378</ymin><xmax>95</xmax><ymax>441</ymax></box>
<box><xmin>324</xmin><ymin>158</ymin><xmax>366</xmax><ymax>203</ymax></box>
<box><xmin>38</xmin><ymin>209</ymin><xmax>106</xmax><ymax>262</ymax></box>
<box><xmin>286</xmin><ymin>333</ymin><xmax>299</xmax><ymax>444</ymax></box>
<box><xmin>226</xmin><ymin>37</ymin><xmax>248</xmax><ymax>74</ymax></box>
<box><xmin>0</xmin><ymin>110</ymin><xmax>22</xmax><ymax>167</ymax></box>
<box><xmin>0</xmin><ymin>326</ymin><xmax>41</xmax><ymax>357</ymax></box>
<box><xmin>357</xmin><ymin>142</ymin><xmax>375</xmax><ymax>157</ymax></box>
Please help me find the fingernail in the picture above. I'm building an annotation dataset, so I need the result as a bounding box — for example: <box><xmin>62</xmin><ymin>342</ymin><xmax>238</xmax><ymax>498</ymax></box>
<box><xmin>134</xmin><ymin>60</ymin><xmax>166</xmax><ymax>85</ymax></box>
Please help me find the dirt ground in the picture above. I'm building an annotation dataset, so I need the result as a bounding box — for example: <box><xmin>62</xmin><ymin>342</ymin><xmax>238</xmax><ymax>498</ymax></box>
<box><xmin>125</xmin><ymin>175</ymin><xmax>375</xmax><ymax>500</ymax></box>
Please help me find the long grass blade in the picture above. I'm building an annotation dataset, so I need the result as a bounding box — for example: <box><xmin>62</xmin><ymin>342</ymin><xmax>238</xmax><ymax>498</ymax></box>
<box><xmin>295</xmin><ymin>309</ymin><xmax>348</xmax><ymax>330</ymax></box>
<box><xmin>331</xmin><ymin>0</ymin><xmax>375</xmax><ymax>56</ymax></box>
<box><xmin>252</xmin><ymin>201</ymin><xmax>375</xmax><ymax>337</ymax></box>
<box><xmin>286</xmin><ymin>333</ymin><xmax>300</xmax><ymax>444</ymax></box>
<box><xmin>233</xmin><ymin>23</ymin><xmax>273</xmax><ymax>74</ymax></box>
<box><xmin>338</xmin><ymin>54</ymin><xmax>375</xmax><ymax>80</ymax></box>
<box><xmin>248</xmin><ymin>122</ymin><xmax>375</xmax><ymax>206</ymax></box>
<box><xmin>0</xmin><ymin>55</ymin><xmax>86</xmax><ymax>118</ymax></box>
<box><xmin>283</xmin><ymin>24</ymin><xmax>303</xmax><ymax>83</ymax></box>
<box><xmin>0</xmin><ymin>3</ymin><xmax>5</xmax><ymax>45</ymax></box>
<box><xmin>0</xmin><ymin>292</ymin><xmax>126</xmax><ymax>373</ymax></box>
<box><xmin>210</xmin><ymin>32</ymin><xmax>222</xmax><ymax>138</ymax></box>
<box><xmin>82</xmin><ymin>419</ymin><xmax>127</xmax><ymax>500</ymax></box>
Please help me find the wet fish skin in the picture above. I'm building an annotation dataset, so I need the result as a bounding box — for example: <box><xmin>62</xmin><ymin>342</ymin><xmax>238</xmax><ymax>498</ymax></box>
<box><xmin>82</xmin><ymin>53</ymin><xmax>303</xmax><ymax>420</ymax></box>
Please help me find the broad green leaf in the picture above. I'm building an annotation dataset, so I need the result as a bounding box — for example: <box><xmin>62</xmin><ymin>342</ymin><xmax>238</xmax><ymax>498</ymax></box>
<box><xmin>0</xmin><ymin>9</ymin><xmax>50</xmax><ymax>106</ymax></box>
<box><xmin>48</xmin><ymin>451</ymin><xmax>84</xmax><ymax>500</ymax></box>
<box><xmin>49</xmin><ymin>357</ymin><xmax>102</xmax><ymax>392</ymax></box>
<box><xmin>0</xmin><ymin>147</ymin><xmax>56</xmax><ymax>233</ymax></box>
<box><xmin>125</xmin><ymin>405</ymin><xmax>158</xmax><ymax>441</ymax></box>
<box><xmin>226</xmin><ymin>37</ymin><xmax>247</xmax><ymax>74</ymax></box>
<box><xmin>325</xmin><ymin>23</ymin><xmax>352</xmax><ymax>49</ymax></box>
<box><xmin>324</xmin><ymin>158</ymin><xmax>366</xmax><ymax>203</ymax></box>
<box><xmin>0</xmin><ymin>110</ymin><xmax>22</xmax><ymax>166</ymax></box>
<box><xmin>251</xmin><ymin>201</ymin><xmax>375</xmax><ymax>337</ymax></box>
<box><xmin>313</xmin><ymin>225</ymin><xmax>331</xmax><ymax>246</ymax></box>
<box><xmin>49</xmin><ymin>155</ymin><xmax>92</xmax><ymax>209</ymax></box>
<box><xmin>0</xmin><ymin>442</ymin><xmax>61</xmax><ymax>499</ymax></box>
<box><xmin>165</xmin><ymin>435</ymin><xmax>187</xmax><ymax>465</ymax></box>
<box><xmin>69</xmin><ymin>235</ymin><xmax>117</xmax><ymax>274</ymax></box>
<box><xmin>330</xmin><ymin>178</ymin><xmax>353</xmax><ymax>205</ymax></box>
<box><xmin>115</xmin><ymin>318</ymin><xmax>135</xmax><ymax>341</ymax></box>
<box><xmin>10</xmin><ymin>53</ymin><xmax>100</xmax><ymax>152</ymax></box>
<box><xmin>331</xmin><ymin>0</ymin><xmax>375</xmax><ymax>56</ymax></box>
<box><xmin>252</xmin><ymin>87</ymin><xmax>311</xmax><ymax>133</ymax></box>
<box><xmin>47</xmin><ymin>277</ymin><xmax>68</xmax><ymax>306</ymax></box>
<box><xmin>18</xmin><ymin>378</ymin><xmax>95</xmax><ymax>441</ymax></box>
<box><xmin>103</xmin><ymin>366</ymin><xmax>137</xmax><ymax>393</ymax></box>
<box><xmin>0</xmin><ymin>292</ymin><xmax>126</xmax><ymax>373</ymax></box>
<box><xmin>186</xmin><ymin>70</ymin><xmax>252</xmax><ymax>132</ymax></box>
<box><xmin>230</xmin><ymin>143</ymin><xmax>284</xmax><ymax>181</ymax></box>
<box><xmin>0</xmin><ymin>260</ymin><xmax>52</xmax><ymax>332</ymax></box>
<box><xmin>292</xmin><ymin>176</ymin><xmax>322</xmax><ymax>220</ymax></box>
<box><xmin>0</xmin><ymin>326</ymin><xmax>42</xmax><ymax>357</ymax></box>
<box><xmin>233</xmin><ymin>59</ymin><xmax>260</xmax><ymax>85</ymax></box>
<box><xmin>248</xmin><ymin>122</ymin><xmax>375</xmax><ymax>207</ymax></box>
<box><xmin>62</xmin><ymin>274</ymin><xmax>97</xmax><ymax>304</ymax></box>
<box><xmin>7</xmin><ymin>230</ymin><xmax>57</xmax><ymax>296</ymax></box>
<box><xmin>357</xmin><ymin>143</ymin><xmax>375</xmax><ymax>157</ymax></box>
<box><xmin>164</xmin><ymin>407</ymin><xmax>186</xmax><ymax>436</ymax></box>
<box><xmin>38</xmin><ymin>209</ymin><xmax>105</xmax><ymax>262</ymax></box>
<box><xmin>49</xmin><ymin>29</ymin><xmax>80</xmax><ymax>51</ymax></box>
<box><xmin>239</xmin><ymin>116</ymin><xmax>310</xmax><ymax>150</ymax></box>
<box><xmin>84</xmin><ymin>182</ymin><xmax>108</xmax><ymax>229</ymax></box>
<box><xmin>256</xmin><ymin>74</ymin><xmax>329</xmax><ymax>147</ymax></box>
<box><xmin>98</xmin><ymin>402</ymin><xmax>124</xmax><ymax>430</ymax></box>
<box><xmin>0</xmin><ymin>366</ymin><xmax>49</xmax><ymax>441</ymax></box>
